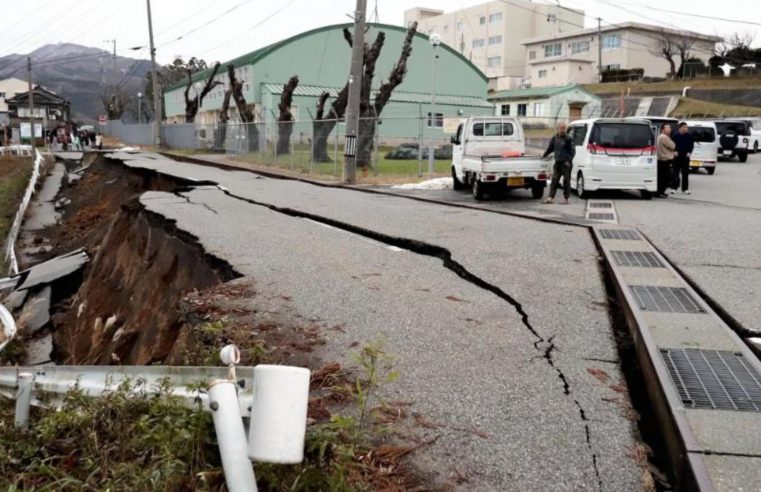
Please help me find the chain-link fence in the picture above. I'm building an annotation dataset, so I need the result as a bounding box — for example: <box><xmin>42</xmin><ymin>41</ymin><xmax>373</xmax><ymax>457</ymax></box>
<box><xmin>104</xmin><ymin>121</ymin><xmax>155</xmax><ymax>147</ymax></box>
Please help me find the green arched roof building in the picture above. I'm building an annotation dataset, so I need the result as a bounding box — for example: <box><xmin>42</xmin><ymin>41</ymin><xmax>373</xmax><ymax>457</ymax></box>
<box><xmin>163</xmin><ymin>22</ymin><xmax>493</xmax><ymax>138</ymax></box>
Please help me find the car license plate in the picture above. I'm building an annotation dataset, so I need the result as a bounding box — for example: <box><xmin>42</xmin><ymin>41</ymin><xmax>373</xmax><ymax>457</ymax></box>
<box><xmin>690</xmin><ymin>160</ymin><xmax>701</xmax><ymax>167</ymax></box>
<box><xmin>507</xmin><ymin>177</ymin><xmax>524</xmax><ymax>187</ymax></box>
<box><xmin>615</xmin><ymin>158</ymin><xmax>631</xmax><ymax>165</ymax></box>
<box><xmin>723</xmin><ymin>150</ymin><xmax>733</xmax><ymax>156</ymax></box>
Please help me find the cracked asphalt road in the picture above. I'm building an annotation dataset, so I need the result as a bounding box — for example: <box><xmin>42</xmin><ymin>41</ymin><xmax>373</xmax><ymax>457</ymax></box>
<box><xmin>110</xmin><ymin>152</ymin><xmax>643</xmax><ymax>490</ymax></box>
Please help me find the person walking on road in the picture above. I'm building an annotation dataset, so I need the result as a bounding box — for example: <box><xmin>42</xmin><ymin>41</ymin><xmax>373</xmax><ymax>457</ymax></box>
<box><xmin>542</xmin><ymin>122</ymin><xmax>575</xmax><ymax>204</ymax></box>
<box><xmin>656</xmin><ymin>124</ymin><xmax>676</xmax><ymax>198</ymax></box>
<box><xmin>671</xmin><ymin>122</ymin><xmax>694</xmax><ymax>195</ymax></box>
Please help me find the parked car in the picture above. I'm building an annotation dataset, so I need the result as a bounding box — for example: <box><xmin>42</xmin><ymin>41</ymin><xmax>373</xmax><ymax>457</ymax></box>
<box><xmin>737</xmin><ymin>118</ymin><xmax>760</xmax><ymax>153</ymax></box>
<box><xmin>450</xmin><ymin>116</ymin><xmax>549</xmax><ymax>200</ymax></box>
<box><xmin>683</xmin><ymin>120</ymin><xmax>719</xmax><ymax>175</ymax></box>
<box><xmin>715</xmin><ymin>120</ymin><xmax>751</xmax><ymax>162</ymax></box>
<box><xmin>631</xmin><ymin>116</ymin><xmax>678</xmax><ymax>139</ymax></box>
<box><xmin>566</xmin><ymin>118</ymin><xmax>657</xmax><ymax>199</ymax></box>
<box><xmin>385</xmin><ymin>143</ymin><xmax>451</xmax><ymax>160</ymax></box>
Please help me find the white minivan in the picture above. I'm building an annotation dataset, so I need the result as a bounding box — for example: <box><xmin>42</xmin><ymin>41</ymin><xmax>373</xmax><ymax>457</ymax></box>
<box><xmin>683</xmin><ymin>120</ymin><xmax>719</xmax><ymax>175</ymax></box>
<box><xmin>566</xmin><ymin>118</ymin><xmax>657</xmax><ymax>199</ymax></box>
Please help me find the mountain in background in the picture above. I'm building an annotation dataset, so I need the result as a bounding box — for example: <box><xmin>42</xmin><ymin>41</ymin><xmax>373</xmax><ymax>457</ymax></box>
<box><xmin>0</xmin><ymin>43</ymin><xmax>151</xmax><ymax>122</ymax></box>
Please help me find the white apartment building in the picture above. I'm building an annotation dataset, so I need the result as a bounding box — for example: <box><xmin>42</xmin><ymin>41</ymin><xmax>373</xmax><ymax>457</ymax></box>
<box><xmin>404</xmin><ymin>1</ymin><xmax>584</xmax><ymax>89</ymax></box>
<box><xmin>0</xmin><ymin>78</ymin><xmax>30</xmax><ymax>123</ymax></box>
<box><xmin>522</xmin><ymin>22</ymin><xmax>722</xmax><ymax>87</ymax></box>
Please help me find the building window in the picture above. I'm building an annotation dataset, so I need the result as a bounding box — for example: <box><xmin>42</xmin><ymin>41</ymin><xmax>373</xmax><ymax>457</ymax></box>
<box><xmin>488</xmin><ymin>35</ymin><xmax>502</xmax><ymax>45</ymax></box>
<box><xmin>571</xmin><ymin>40</ymin><xmax>590</xmax><ymax>54</ymax></box>
<box><xmin>489</xmin><ymin>12</ymin><xmax>502</xmax><ymax>23</ymax></box>
<box><xmin>472</xmin><ymin>38</ymin><xmax>485</xmax><ymax>48</ymax></box>
<box><xmin>528</xmin><ymin>50</ymin><xmax>536</xmax><ymax>60</ymax></box>
<box><xmin>603</xmin><ymin>64</ymin><xmax>621</xmax><ymax>71</ymax></box>
<box><xmin>538</xmin><ymin>70</ymin><xmax>548</xmax><ymax>79</ymax></box>
<box><xmin>487</xmin><ymin>56</ymin><xmax>501</xmax><ymax>67</ymax></box>
<box><xmin>517</xmin><ymin>104</ymin><xmax>527</xmax><ymax>116</ymax></box>
<box><xmin>427</xmin><ymin>112</ymin><xmax>443</xmax><ymax>128</ymax></box>
<box><xmin>602</xmin><ymin>33</ymin><xmax>622</xmax><ymax>50</ymax></box>
<box><xmin>544</xmin><ymin>43</ymin><xmax>562</xmax><ymax>57</ymax></box>
<box><xmin>534</xmin><ymin>103</ymin><xmax>545</xmax><ymax>116</ymax></box>
<box><xmin>457</xmin><ymin>21</ymin><xmax>463</xmax><ymax>30</ymax></box>
<box><xmin>0</xmin><ymin>92</ymin><xmax>5</xmax><ymax>99</ymax></box>
<box><xmin>501</xmin><ymin>104</ymin><xmax>510</xmax><ymax>116</ymax></box>
<box><xmin>479</xmin><ymin>16</ymin><xmax>486</xmax><ymax>25</ymax></box>
<box><xmin>443</xmin><ymin>24</ymin><xmax>448</xmax><ymax>34</ymax></box>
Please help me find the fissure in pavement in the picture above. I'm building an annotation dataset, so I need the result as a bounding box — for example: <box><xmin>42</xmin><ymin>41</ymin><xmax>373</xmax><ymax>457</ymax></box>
<box><xmin>209</xmin><ymin>186</ymin><xmax>604</xmax><ymax>489</ymax></box>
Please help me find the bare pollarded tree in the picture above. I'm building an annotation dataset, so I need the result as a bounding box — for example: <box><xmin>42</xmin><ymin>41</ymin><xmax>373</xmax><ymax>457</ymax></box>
<box><xmin>224</xmin><ymin>64</ymin><xmax>259</xmax><ymax>152</ymax></box>
<box><xmin>649</xmin><ymin>29</ymin><xmax>697</xmax><ymax>79</ymax></box>
<box><xmin>276</xmin><ymin>75</ymin><xmax>299</xmax><ymax>155</ymax></box>
<box><xmin>183</xmin><ymin>62</ymin><xmax>222</xmax><ymax>122</ymax></box>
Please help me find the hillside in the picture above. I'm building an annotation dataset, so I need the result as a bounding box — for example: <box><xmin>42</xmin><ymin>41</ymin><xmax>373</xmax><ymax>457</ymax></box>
<box><xmin>0</xmin><ymin>43</ymin><xmax>151</xmax><ymax>121</ymax></box>
<box><xmin>583</xmin><ymin>77</ymin><xmax>761</xmax><ymax>96</ymax></box>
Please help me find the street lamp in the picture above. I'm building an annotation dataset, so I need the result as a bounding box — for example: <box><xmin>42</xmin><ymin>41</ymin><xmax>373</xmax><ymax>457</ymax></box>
<box><xmin>428</xmin><ymin>33</ymin><xmax>442</xmax><ymax>174</ymax></box>
<box><xmin>137</xmin><ymin>92</ymin><xmax>143</xmax><ymax>124</ymax></box>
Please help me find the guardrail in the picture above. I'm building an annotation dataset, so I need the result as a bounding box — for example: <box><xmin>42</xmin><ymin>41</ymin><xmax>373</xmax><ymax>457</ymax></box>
<box><xmin>0</xmin><ymin>344</ymin><xmax>310</xmax><ymax>492</ymax></box>
<box><xmin>3</xmin><ymin>149</ymin><xmax>43</xmax><ymax>275</ymax></box>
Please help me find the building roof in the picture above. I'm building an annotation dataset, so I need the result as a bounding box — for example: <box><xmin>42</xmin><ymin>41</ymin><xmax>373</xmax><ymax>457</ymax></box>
<box><xmin>488</xmin><ymin>84</ymin><xmax>597</xmax><ymax>101</ymax></box>
<box><xmin>521</xmin><ymin>21</ymin><xmax>723</xmax><ymax>46</ymax></box>
<box><xmin>165</xmin><ymin>22</ymin><xmax>487</xmax><ymax>93</ymax></box>
<box><xmin>6</xmin><ymin>86</ymin><xmax>68</xmax><ymax>106</ymax></box>
<box><xmin>263</xmin><ymin>83</ymin><xmax>493</xmax><ymax>107</ymax></box>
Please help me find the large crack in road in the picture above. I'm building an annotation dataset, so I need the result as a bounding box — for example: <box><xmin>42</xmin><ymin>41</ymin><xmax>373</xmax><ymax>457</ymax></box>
<box><xmin>207</xmin><ymin>185</ymin><xmax>604</xmax><ymax>489</ymax></box>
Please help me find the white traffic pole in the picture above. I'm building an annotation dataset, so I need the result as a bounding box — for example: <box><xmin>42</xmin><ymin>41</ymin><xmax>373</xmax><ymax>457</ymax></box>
<box><xmin>15</xmin><ymin>372</ymin><xmax>34</xmax><ymax>428</ymax></box>
<box><xmin>208</xmin><ymin>379</ymin><xmax>257</xmax><ymax>492</ymax></box>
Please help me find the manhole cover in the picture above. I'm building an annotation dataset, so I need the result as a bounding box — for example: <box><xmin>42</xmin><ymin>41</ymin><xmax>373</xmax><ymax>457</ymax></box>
<box><xmin>588</xmin><ymin>213</ymin><xmax>616</xmax><ymax>221</ymax></box>
<box><xmin>630</xmin><ymin>285</ymin><xmax>705</xmax><ymax>313</ymax></box>
<box><xmin>611</xmin><ymin>251</ymin><xmax>664</xmax><ymax>268</ymax></box>
<box><xmin>589</xmin><ymin>202</ymin><xmax>613</xmax><ymax>208</ymax></box>
<box><xmin>600</xmin><ymin>229</ymin><xmax>640</xmax><ymax>240</ymax></box>
<box><xmin>660</xmin><ymin>348</ymin><xmax>761</xmax><ymax>411</ymax></box>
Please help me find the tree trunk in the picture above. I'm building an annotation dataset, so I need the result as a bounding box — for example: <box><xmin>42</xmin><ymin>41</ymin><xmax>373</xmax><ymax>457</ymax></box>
<box><xmin>227</xmin><ymin>64</ymin><xmax>259</xmax><ymax>152</ymax></box>
<box><xmin>216</xmin><ymin>88</ymin><xmax>232</xmax><ymax>150</ymax></box>
<box><xmin>312</xmin><ymin>119</ymin><xmax>336</xmax><ymax>162</ymax></box>
<box><xmin>184</xmin><ymin>63</ymin><xmax>222</xmax><ymax>123</ymax></box>
<box><xmin>276</xmin><ymin>76</ymin><xmax>298</xmax><ymax>155</ymax></box>
<box><xmin>355</xmin><ymin>114</ymin><xmax>376</xmax><ymax>168</ymax></box>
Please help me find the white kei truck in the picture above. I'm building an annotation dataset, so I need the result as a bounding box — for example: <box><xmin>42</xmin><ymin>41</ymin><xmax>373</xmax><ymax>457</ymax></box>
<box><xmin>450</xmin><ymin>117</ymin><xmax>550</xmax><ymax>201</ymax></box>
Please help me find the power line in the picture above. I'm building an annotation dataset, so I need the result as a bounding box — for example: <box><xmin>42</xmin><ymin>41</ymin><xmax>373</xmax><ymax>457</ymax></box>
<box><xmin>156</xmin><ymin>0</ymin><xmax>257</xmax><ymax>49</ymax></box>
<box><xmin>610</xmin><ymin>0</ymin><xmax>761</xmax><ymax>27</ymax></box>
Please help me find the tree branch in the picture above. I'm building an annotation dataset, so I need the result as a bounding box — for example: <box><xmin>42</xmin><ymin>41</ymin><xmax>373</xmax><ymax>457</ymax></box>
<box><xmin>375</xmin><ymin>21</ymin><xmax>417</xmax><ymax>115</ymax></box>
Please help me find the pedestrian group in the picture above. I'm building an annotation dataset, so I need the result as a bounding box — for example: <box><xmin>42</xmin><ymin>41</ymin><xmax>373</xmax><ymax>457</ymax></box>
<box><xmin>657</xmin><ymin>122</ymin><xmax>695</xmax><ymax>197</ymax></box>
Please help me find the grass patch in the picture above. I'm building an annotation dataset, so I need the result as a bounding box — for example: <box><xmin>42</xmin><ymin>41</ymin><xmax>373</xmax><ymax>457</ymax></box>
<box><xmin>0</xmin><ymin>156</ymin><xmax>32</xmax><ymax>273</ymax></box>
<box><xmin>583</xmin><ymin>76</ymin><xmax>761</xmax><ymax>96</ymax></box>
<box><xmin>671</xmin><ymin>97</ymin><xmax>761</xmax><ymax>117</ymax></box>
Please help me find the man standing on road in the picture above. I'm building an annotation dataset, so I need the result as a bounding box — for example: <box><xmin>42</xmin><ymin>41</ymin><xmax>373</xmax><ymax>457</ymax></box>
<box><xmin>656</xmin><ymin>124</ymin><xmax>676</xmax><ymax>198</ymax></box>
<box><xmin>542</xmin><ymin>122</ymin><xmax>575</xmax><ymax>204</ymax></box>
<box><xmin>671</xmin><ymin>122</ymin><xmax>694</xmax><ymax>195</ymax></box>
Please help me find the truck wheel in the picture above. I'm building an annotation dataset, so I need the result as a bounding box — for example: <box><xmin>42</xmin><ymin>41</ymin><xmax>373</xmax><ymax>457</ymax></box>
<box><xmin>706</xmin><ymin>167</ymin><xmax>716</xmax><ymax>175</ymax></box>
<box><xmin>576</xmin><ymin>173</ymin><xmax>587</xmax><ymax>199</ymax></box>
<box><xmin>754</xmin><ymin>141</ymin><xmax>759</xmax><ymax>153</ymax></box>
<box><xmin>641</xmin><ymin>190</ymin><xmax>653</xmax><ymax>200</ymax></box>
<box><xmin>472</xmin><ymin>178</ymin><xmax>484</xmax><ymax>201</ymax></box>
<box><xmin>739</xmin><ymin>152</ymin><xmax>748</xmax><ymax>163</ymax></box>
<box><xmin>452</xmin><ymin>166</ymin><xmax>464</xmax><ymax>190</ymax></box>
<box><xmin>531</xmin><ymin>181</ymin><xmax>545</xmax><ymax>199</ymax></box>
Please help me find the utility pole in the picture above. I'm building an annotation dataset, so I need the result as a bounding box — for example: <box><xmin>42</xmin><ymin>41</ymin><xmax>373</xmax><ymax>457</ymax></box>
<box><xmin>27</xmin><ymin>57</ymin><xmax>35</xmax><ymax>153</ymax></box>
<box><xmin>597</xmin><ymin>17</ymin><xmax>602</xmax><ymax>82</ymax></box>
<box><xmin>146</xmin><ymin>0</ymin><xmax>161</xmax><ymax>147</ymax></box>
<box><xmin>104</xmin><ymin>38</ymin><xmax>116</xmax><ymax>82</ymax></box>
<box><xmin>342</xmin><ymin>0</ymin><xmax>367</xmax><ymax>184</ymax></box>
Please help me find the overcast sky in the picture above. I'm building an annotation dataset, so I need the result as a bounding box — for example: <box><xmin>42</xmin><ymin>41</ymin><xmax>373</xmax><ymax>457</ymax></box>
<box><xmin>0</xmin><ymin>0</ymin><xmax>759</xmax><ymax>65</ymax></box>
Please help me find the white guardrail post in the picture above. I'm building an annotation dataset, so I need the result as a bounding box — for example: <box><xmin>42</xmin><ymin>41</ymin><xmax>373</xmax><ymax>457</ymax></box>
<box><xmin>0</xmin><ymin>344</ymin><xmax>310</xmax><ymax>492</ymax></box>
<box><xmin>0</xmin><ymin>303</ymin><xmax>17</xmax><ymax>352</ymax></box>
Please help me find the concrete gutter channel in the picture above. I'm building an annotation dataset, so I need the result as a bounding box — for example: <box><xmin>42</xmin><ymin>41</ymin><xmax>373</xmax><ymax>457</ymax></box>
<box><xmin>161</xmin><ymin>152</ymin><xmax>761</xmax><ymax>490</ymax></box>
<box><xmin>10</xmin><ymin>150</ymin><xmax>756</xmax><ymax>488</ymax></box>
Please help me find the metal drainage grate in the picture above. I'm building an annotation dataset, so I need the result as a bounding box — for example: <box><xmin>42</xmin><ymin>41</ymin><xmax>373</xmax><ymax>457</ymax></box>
<box><xmin>600</xmin><ymin>229</ymin><xmax>641</xmax><ymax>241</ymax></box>
<box><xmin>611</xmin><ymin>251</ymin><xmax>664</xmax><ymax>268</ymax></box>
<box><xmin>660</xmin><ymin>348</ymin><xmax>761</xmax><ymax>411</ymax></box>
<box><xmin>589</xmin><ymin>202</ymin><xmax>613</xmax><ymax>209</ymax></box>
<box><xmin>588</xmin><ymin>213</ymin><xmax>616</xmax><ymax>221</ymax></box>
<box><xmin>630</xmin><ymin>285</ymin><xmax>705</xmax><ymax>314</ymax></box>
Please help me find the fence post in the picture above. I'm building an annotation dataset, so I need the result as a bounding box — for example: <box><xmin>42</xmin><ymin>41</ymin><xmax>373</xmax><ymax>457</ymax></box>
<box><xmin>333</xmin><ymin>121</ymin><xmax>339</xmax><ymax>176</ymax></box>
<box><xmin>373</xmin><ymin>118</ymin><xmax>379</xmax><ymax>177</ymax></box>
<box><xmin>15</xmin><ymin>372</ymin><xmax>34</xmax><ymax>428</ymax></box>
<box><xmin>418</xmin><ymin>109</ymin><xmax>424</xmax><ymax>177</ymax></box>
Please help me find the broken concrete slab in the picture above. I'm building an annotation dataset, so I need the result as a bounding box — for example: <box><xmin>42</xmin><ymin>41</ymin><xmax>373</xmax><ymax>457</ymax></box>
<box><xmin>25</xmin><ymin>333</ymin><xmax>53</xmax><ymax>365</ymax></box>
<box><xmin>15</xmin><ymin>249</ymin><xmax>89</xmax><ymax>291</ymax></box>
<box><xmin>1</xmin><ymin>289</ymin><xmax>27</xmax><ymax>311</ymax></box>
<box><xmin>16</xmin><ymin>285</ymin><xmax>51</xmax><ymax>335</ymax></box>
<box><xmin>67</xmin><ymin>173</ymin><xmax>82</xmax><ymax>185</ymax></box>
<box><xmin>23</xmin><ymin>162</ymin><xmax>66</xmax><ymax>231</ymax></box>
<box><xmin>53</xmin><ymin>151</ymin><xmax>83</xmax><ymax>162</ymax></box>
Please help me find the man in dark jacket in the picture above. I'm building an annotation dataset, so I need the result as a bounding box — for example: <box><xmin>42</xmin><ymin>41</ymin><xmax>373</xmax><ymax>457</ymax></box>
<box><xmin>542</xmin><ymin>122</ymin><xmax>576</xmax><ymax>204</ymax></box>
<box><xmin>671</xmin><ymin>122</ymin><xmax>695</xmax><ymax>195</ymax></box>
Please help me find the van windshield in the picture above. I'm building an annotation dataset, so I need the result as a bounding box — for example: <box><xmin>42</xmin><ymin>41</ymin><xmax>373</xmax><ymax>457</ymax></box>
<box><xmin>690</xmin><ymin>127</ymin><xmax>716</xmax><ymax>142</ymax></box>
<box><xmin>591</xmin><ymin>123</ymin><xmax>653</xmax><ymax>148</ymax></box>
